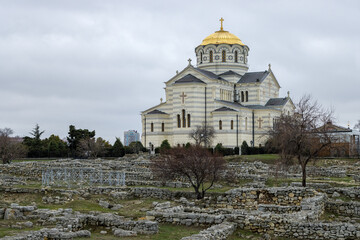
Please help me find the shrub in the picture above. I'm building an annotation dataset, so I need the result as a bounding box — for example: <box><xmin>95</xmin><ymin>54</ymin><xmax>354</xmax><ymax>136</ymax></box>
<box><xmin>241</xmin><ymin>141</ymin><xmax>249</xmax><ymax>155</ymax></box>
<box><xmin>159</xmin><ymin>139</ymin><xmax>171</xmax><ymax>153</ymax></box>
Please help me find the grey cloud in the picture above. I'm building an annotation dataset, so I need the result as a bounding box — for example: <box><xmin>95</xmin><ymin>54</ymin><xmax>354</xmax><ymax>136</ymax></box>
<box><xmin>0</xmin><ymin>0</ymin><xmax>359</xmax><ymax>141</ymax></box>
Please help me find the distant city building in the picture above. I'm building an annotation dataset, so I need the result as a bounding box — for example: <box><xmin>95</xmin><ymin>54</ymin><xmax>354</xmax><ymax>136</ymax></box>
<box><xmin>124</xmin><ymin>130</ymin><xmax>140</xmax><ymax>146</ymax></box>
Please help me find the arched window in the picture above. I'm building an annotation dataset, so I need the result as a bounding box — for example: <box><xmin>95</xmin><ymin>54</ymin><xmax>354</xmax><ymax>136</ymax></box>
<box><xmin>187</xmin><ymin>114</ymin><xmax>191</xmax><ymax>127</ymax></box>
<box><xmin>151</xmin><ymin>123</ymin><xmax>154</xmax><ymax>132</ymax></box>
<box><xmin>235</xmin><ymin>51</ymin><xmax>238</xmax><ymax>62</ymax></box>
<box><xmin>231</xmin><ymin>120</ymin><xmax>234</xmax><ymax>130</ymax></box>
<box><xmin>241</xmin><ymin>91</ymin><xmax>244</xmax><ymax>102</ymax></box>
<box><xmin>209</xmin><ymin>51</ymin><xmax>213</xmax><ymax>63</ymax></box>
<box><xmin>200</xmin><ymin>52</ymin><xmax>203</xmax><ymax>63</ymax></box>
<box><xmin>222</xmin><ymin>50</ymin><xmax>226</xmax><ymax>62</ymax></box>
<box><xmin>182</xmin><ymin>109</ymin><xmax>186</xmax><ymax>128</ymax></box>
<box><xmin>162</xmin><ymin>123</ymin><xmax>165</xmax><ymax>132</ymax></box>
<box><xmin>245</xmin><ymin>117</ymin><xmax>248</xmax><ymax>131</ymax></box>
<box><xmin>219</xmin><ymin>120</ymin><xmax>222</xmax><ymax>130</ymax></box>
<box><xmin>177</xmin><ymin>114</ymin><xmax>181</xmax><ymax>128</ymax></box>
<box><xmin>246</xmin><ymin>91</ymin><xmax>249</xmax><ymax>102</ymax></box>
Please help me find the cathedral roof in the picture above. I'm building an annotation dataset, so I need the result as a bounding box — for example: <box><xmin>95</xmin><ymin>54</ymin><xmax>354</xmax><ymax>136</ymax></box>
<box><xmin>265</xmin><ymin>98</ymin><xmax>289</xmax><ymax>107</ymax></box>
<box><xmin>213</xmin><ymin>106</ymin><xmax>237</xmax><ymax>112</ymax></box>
<box><xmin>195</xmin><ymin>68</ymin><xmax>227</xmax><ymax>81</ymax></box>
<box><xmin>238</xmin><ymin>71</ymin><xmax>269</xmax><ymax>84</ymax></box>
<box><xmin>174</xmin><ymin>74</ymin><xmax>206</xmax><ymax>84</ymax></box>
<box><xmin>147</xmin><ymin>109</ymin><xmax>168</xmax><ymax>115</ymax></box>
<box><xmin>219</xmin><ymin>70</ymin><xmax>242</xmax><ymax>77</ymax></box>
<box><xmin>245</xmin><ymin>105</ymin><xmax>274</xmax><ymax>110</ymax></box>
<box><xmin>200</xmin><ymin>18</ymin><xmax>245</xmax><ymax>46</ymax></box>
<box><xmin>215</xmin><ymin>100</ymin><xmax>245</xmax><ymax>109</ymax></box>
<box><xmin>216</xmin><ymin>100</ymin><xmax>282</xmax><ymax>111</ymax></box>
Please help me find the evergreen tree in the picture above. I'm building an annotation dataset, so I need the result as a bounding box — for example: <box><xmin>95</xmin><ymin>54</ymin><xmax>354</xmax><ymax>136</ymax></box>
<box><xmin>214</xmin><ymin>143</ymin><xmax>224</xmax><ymax>154</ymax></box>
<box><xmin>43</xmin><ymin>135</ymin><xmax>68</xmax><ymax>158</ymax></box>
<box><xmin>128</xmin><ymin>141</ymin><xmax>144</xmax><ymax>154</ymax></box>
<box><xmin>241</xmin><ymin>141</ymin><xmax>249</xmax><ymax>155</ymax></box>
<box><xmin>159</xmin><ymin>139</ymin><xmax>171</xmax><ymax>153</ymax></box>
<box><xmin>112</xmin><ymin>138</ymin><xmax>125</xmax><ymax>157</ymax></box>
<box><xmin>23</xmin><ymin>124</ymin><xmax>46</xmax><ymax>157</ymax></box>
<box><xmin>67</xmin><ymin>125</ymin><xmax>95</xmax><ymax>158</ymax></box>
<box><xmin>30</xmin><ymin>124</ymin><xmax>45</xmax><ymax>140</ymax></box>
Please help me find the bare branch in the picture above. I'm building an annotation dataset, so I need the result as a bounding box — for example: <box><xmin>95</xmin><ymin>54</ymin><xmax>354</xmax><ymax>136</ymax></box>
<box><xmin>150</xmin><ymin>146</ymin><xmax>226</xmax><ymax>199</ymax></box>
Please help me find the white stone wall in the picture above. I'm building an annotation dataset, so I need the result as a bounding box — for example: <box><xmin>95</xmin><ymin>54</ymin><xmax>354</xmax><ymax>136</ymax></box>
<box><xmin>141</xmin><ymin>58</ymin><xmax>293</xmax><ymax>148</ymax></box>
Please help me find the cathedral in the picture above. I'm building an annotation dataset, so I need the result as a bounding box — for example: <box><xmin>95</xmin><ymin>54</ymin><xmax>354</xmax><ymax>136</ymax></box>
<box><xmin>141</xmin><ymin>19</ymin><xmax>295</xmax><ymax>149</ymax></box>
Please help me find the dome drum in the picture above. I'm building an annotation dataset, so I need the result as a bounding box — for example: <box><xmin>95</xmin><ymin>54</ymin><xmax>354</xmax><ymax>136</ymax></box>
<box><xmin>195</xmin><ymin>19</ymin><xmax>250</xmax><ymax>75</ymax></box>
<box><xmin>195</xmin><ymin>44</ymin><xmax>249</xmax><ymax>75</ymax></box>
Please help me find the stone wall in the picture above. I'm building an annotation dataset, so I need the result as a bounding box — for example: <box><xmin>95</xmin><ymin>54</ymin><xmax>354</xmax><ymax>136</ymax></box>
<box><xmin>0</xmin><ymin>228</ymin><xmax>91</xmax><ymax>240</ymax></box>
<box><xmin>215</xmin><ymin>187</ymin><xmax>316</xmax><ymax>210</ymax></box>
<box><xmin>0</xmin><ymin>204</ymin><xmax>158</xmax><ymax>239</ymax></box>
<box><xmin>326</xmin><ymin>200</ymin><xmax>360</xmax><ymax>217</ymax></box>
<box><xmin>181</xmin><ymin>222</ymin><xmax>237</xmax><ymax>240</ymax></box>
<box><xmin>244</xmin><ymin>217</ymin><xmax>360</xmax><ymax>240</ymax></box>
<box><xmin>270</xmin><ymin>165</ymin><xmax>347</xmax><ymax>178</ymax></box>
<box><xmin>147</xmin><ymin>192</ymin><xmax>360</xmax><ymax>240</ymax></box>
<box><xmin>323</xmin><ymin>187</ymin><xmax>360</xmax><ymax>200</ymax></box>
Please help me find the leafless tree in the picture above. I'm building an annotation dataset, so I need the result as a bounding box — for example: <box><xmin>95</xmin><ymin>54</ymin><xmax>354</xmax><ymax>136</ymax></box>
<box><xmin>151</xmin><ymin>146</ymin><xmax>226</xmax><ymax>199</ymax></box>
<box><xmin>268</xmin><ymin>95</ymin><xmax>335</xmax><ymax>187</ymax></box>
<box><xmin>354</xmin><ymin>120</ymin><xmax>360</xmax><ymax>130</ymax></box>
<box><xmin>189</xmin><ymin>122</ymin><xmax>215</xmax><ymax>147</ymax></box>
<box><xmin>0</xmin><ymin>128</ymin><xmax>27</xmax><ymax>164</ymax></box>
<box><xmin>78</xmin><ymin>137</ymin><xmax>106</xmax><ymax>158</ymax></box>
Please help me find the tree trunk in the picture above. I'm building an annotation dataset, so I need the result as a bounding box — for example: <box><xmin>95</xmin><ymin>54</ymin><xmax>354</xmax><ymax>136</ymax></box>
<box><xmin>193</xmin><ymin>186</ymin><xmax>202</xmax><ymax>199</ymax></box>
<box><xmin>301</xmin><ymin>165</ymin><xmax>307</xmax><ymax>187</ymax></box>
<box><xmin>196</xmin><ymin>191</ymin><xmax>202</xmax><ymax>199</ymax></box>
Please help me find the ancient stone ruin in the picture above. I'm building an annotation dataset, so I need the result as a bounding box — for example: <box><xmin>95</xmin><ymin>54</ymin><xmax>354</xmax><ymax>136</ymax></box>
<box><xmin>0</xmin><ymin>154</ymin><xmax>359</xmax><ymax>239</ymax></box>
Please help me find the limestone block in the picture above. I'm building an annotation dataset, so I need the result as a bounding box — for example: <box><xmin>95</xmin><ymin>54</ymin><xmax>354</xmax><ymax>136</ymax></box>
<box><xmin>99</xmin><ymin>200</ymin><xmax>110</xmax><ymax>209</ymax></box>
<box><xmin>110</xmin><ymin>204</ymin><xmax>123</xmax><ymax>210</ymax></box>
<box><xmin>4</xmin><ymin>208</ymin><xmax>23</xmax><ymax>220</ymax></box>
<box><xmin>114</xmin><ymin>228</ymin><xmax>137</xmax><ymax>237</ymax></box>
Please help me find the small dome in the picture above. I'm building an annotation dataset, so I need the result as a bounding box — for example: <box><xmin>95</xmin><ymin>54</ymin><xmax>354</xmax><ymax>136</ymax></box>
<box><xmin>200</xmin><ymin>30</ymin><xmax>245</xmax><ymax>46</ymax></box>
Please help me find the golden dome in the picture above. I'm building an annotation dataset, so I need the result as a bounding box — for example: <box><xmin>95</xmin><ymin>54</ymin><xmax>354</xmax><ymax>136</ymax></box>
<box><xmin>200</xmin><ymin>18</ymin><xmax>245</xmax><ymax>46</ymax></box>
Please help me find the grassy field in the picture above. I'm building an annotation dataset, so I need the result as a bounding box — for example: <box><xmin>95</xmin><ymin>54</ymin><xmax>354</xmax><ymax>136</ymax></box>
<box><xmin>12</xmin><ymin>158</ymin><xmax>57</xmax><ymax>163</ymax></box>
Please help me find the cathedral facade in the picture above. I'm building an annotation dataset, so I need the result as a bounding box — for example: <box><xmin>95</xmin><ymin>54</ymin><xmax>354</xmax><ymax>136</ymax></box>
<box><xmin>141</xmin><ymin>19</ymin><xmax>295</xmax><ymax>148</ymax></box>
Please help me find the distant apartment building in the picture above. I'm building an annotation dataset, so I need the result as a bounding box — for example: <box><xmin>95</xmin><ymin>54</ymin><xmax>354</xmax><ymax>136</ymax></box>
<box><xmin>124</xmin><ymin>130</ymin><xmax>140</xmax><ymax>146</ymax></box>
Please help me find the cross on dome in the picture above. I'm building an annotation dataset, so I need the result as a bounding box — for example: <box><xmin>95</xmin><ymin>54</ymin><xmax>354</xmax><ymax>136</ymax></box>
<box><xmin>220</xmin><ymin>17</ymin><xmax>224</xmax><ymax>31</ymax></box>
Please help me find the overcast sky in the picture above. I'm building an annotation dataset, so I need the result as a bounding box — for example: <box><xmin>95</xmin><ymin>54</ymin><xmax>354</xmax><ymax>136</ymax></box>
<box><xmin>0</xmin><ymin>0</ymin><xmax>359</xmax><ymax>143</ymax></box>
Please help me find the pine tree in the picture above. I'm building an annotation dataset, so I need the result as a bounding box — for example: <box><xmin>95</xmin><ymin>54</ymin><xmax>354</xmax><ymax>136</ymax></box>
<box><xmin>112</xmin><ymin>138</ymin><xmax>125</xmax><ymax>157</ymax></box>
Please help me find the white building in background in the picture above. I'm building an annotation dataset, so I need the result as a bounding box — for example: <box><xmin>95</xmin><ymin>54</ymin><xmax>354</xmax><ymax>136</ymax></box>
<box><xmin>141</xmin><ymin>19</ymin><xmax>295</xmax><ymax>148</ymax></box>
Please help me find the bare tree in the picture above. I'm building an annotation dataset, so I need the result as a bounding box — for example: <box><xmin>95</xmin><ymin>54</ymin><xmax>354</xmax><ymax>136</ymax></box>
<box><xmin>151</xmin><ymin>146</ymin><xmax>226</xmax><ymax>199</ymax></box>
<box><xmin>78</xmin><ymin>137</ymin><xmax>106</xmax><ymax>158</ymax></box>
<box><xmin>0</xmin><ymin>128</ymin><xmax>27</xmax><ymax>164</ymax></box>
<box><xmin>189</xmin><ymin>123</ymin><xmax>215</xmax><ymax>147</ymax></box>
<box><xmin>268</xmin><ymin>95</ymin><xmax>335</xmax><ymax>187</ymax></box>
<box><xmin>354</xmin><ymin>120</ymin><xmax>360</xmax><ymax>130</ymax></box>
